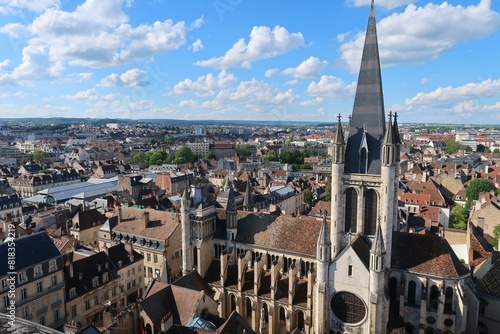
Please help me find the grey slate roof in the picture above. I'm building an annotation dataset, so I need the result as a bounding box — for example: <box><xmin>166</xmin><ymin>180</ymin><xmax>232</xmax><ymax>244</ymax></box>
<box><xmin>0</xmin><ymin>231</ymin><xmax>61</xmax><ymax>275</ymax></box>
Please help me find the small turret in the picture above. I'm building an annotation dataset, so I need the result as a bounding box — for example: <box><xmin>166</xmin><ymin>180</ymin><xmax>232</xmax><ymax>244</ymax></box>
<box><xmin>381</xmin><ymin>111</ymin><xmax>397</xmax><ymax>167</ymax></box>
<box><xmin>317</xmin><ymin>211</ymin><xmax>331</xmax><ymax>264</ymax></box>
<box><xmin>243</xmin><ymin>179</ymin><xmax>253</xmax><ymax>211</ymax></box>
<box><xmin>370</xmin><ymin>220</ymin><xmax>386</xmax><ymax>272</ymax></box>
<box><xmin>332</xmin><ymin>114</ymin><xmax>345</xmax><ymax>165</ymax></box>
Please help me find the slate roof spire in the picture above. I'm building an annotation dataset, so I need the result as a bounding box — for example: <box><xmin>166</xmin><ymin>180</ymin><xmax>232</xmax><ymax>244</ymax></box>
<box><xmin>344</xmin><ymin>0</ymin><xmax>386</xmax><ymax>175</ymax></box>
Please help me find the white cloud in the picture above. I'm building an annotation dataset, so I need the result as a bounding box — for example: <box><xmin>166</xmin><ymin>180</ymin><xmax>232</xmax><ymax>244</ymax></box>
<box><xmin>191</xmin><ymin>39</ymin><xmax>204</xmax><ymax>52</ymax></box>
<box><xmin>0</xmin><ymin>59</ymin><xmax>11</xmax><ymax>70</ymax></box>
<box><xmin>216</xmin><ymin>78</ymin><xmax>298</xmax><ymax>106</ymax></box>
<box><xmin>173</xmin><ymin>71</ymin><xmax>237</xmax><ymax>96</ymax></box>
<box><xmin>281</xmin><ymin>56</ymin><xmax>327</xmax><ymax>78</ymax></box>
<box><xmin>348</xmin><ymin>0</ymin><xmax>415</xmax><ymax>10</ymax></box>
<box><xmin>195</xmin><ymin>25</ymin><xmax>305</xmax><ymax>69</ymax></box>
<box><xmin>419</xmin><ymin>77</ymin><xmax>429</xmax><ymax>85</ymax></box>
<box><xmin>299</xmin><ymin>97</ymin><xmax>324</xmax><ymax>106</ymax></box>
<box><xmin>0</xmin><ymin>0</ymin><xmax>59</xmax><ymax>14</ymax></box>
<box><xmin>98</xmin><ymin>68</ymin><xmax>149</xmax><ymax>87</ymax></box>
<box><xmin>0</xmin><ymin>103</ymin><xmax>72</xmax><ymax>118</ymax></box>
<box><xmin>0</xmin><ymin>0</ymin><xmax>190</xmax><ymax>84</ymax></box>
<box><xmin>265</xmin><ymin>68</ymin><xmax>279</xmax><ymax>78</ymax></box>
<box><xmin>307</xmin><ymin>75</ymin><xmax>356</xmax><ymax>99</ymax></box>
<box><xmin>191</xmin><ymin>16</ymin><xmax>204</xmax><ymax>29</ymax></box>
<box><xmin>339</xmin><ymin>0</ymin><xmax>500</xmax><ymax>71</ymax></box>
<box><xmin>178</xmin><ymin>99</ymin><xmax>198</xmax><ymax>108</ymax></box>
<box><xmin>405</xmin><ymin>78</ymin><xmax>500</xmax><ymax>106</ymax></box>
<box><xmin>284</xmin><ymin>79</ymin><xmax>299</xmax><ymax>86</ymax></box>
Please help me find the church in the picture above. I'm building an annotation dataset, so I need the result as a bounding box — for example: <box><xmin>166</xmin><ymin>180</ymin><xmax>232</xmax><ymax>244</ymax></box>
<box><xmin>178</xmin><ymin>1</ymin><xmax>479</xmax><ymax>333</ymax></box>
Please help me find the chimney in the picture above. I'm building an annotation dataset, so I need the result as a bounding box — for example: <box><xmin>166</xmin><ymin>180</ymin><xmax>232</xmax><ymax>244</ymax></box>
<box><xmin>117</xmin><ymin>207</ymin><xmax>122</xmax><ymax>223</ymax></box>
<box><xmin>143</xmin><ymin>211</ymin><xmax>150</xmax><ymax>229</ymax></box>
<box><xmin>124</xmin><ymin>242</ymin><xmax>133</xmax><ymax>256</ymax></box>
<box><xmin>161</xmin><ymin>312</ymin><xmax>173</xmax><ymax>332</ymax></box>
<box><xmin>68</xmin><ymin>261</ymin><xmax>74</xmax><ymax>278</ymax></box>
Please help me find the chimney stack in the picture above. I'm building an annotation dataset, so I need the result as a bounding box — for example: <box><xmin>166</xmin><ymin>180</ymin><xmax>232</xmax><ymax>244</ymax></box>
<box><xmin>117</xmin><ymin>207</ymin><xmax>122</xmax><ymax>223</ymax></box>
<box><xmin>143</xmin><ymin>211</ymin><xmax>150</xmax><ymax>229</ymax></box>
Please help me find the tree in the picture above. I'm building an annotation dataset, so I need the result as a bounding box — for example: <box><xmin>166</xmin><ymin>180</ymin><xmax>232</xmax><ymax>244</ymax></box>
<box><xmin>147</xmin><ymin>150</ymin><xmax>167</xmax><ymax>166</ymax></box>
<box><xmin>163</xmin><ymin>135</ymin><xmax>175</xmax><ymax>145</ymax></box>
<box><xmin>175</xmin><ymin>146</ymin><xmax>196</xmax><ymax>164</ymax></box>
<box><xmin>262</xmin><ymin>152</ymin><xmax>278</xmax><ymax>162</ymax></box>
<box><xmin>492</xmin><ymin>224</ymin><xmax>500</xmax><ymax>250</ymax></box>
<box><xmin>205</xmin><ymin>151</ymin><xmax>217</xmax><ymax>160</ymax></box>
<box><xmin>235</xmin><ymin>144</ymin><xmax>252</xmax><ymax>157</ymax></box>
<box><xmin>444</xmin><ymin>139</ymin><xmax>471</xmax><ymax>154</ymax></box>
<box><xmin>33</xmin><ymin>150</ymin><xmax>50</xmax><ymax>161</ymax></box>
<box><xmin>303</xmin><ymin>189</ymin><xmax>313</xmax><ymax>207</ymax></box>
<box><xmin>493</xmin><ymin>148</ymin><xmax>500</xmax><ymax>154</ymax></box>
<box><xmin>465</xmin><ymin>178</ymin><xmax>496</xmax><ymax>209</ymax></box>
<box><xmin>129</xmin><ymin>151</ymin><xmax>147</xmax><ymax>164</ymax></box>
<box><xmin>449</xmin><ymin>205</ymin><xmax>467</xmax><ymax>230</ymax></box>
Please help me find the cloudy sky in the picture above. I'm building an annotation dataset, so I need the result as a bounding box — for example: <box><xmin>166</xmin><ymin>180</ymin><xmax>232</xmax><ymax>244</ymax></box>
<box><xmin>0</xmin><ymin>0</ymin><xmax>499</xmax><ymax>124</ymax></box>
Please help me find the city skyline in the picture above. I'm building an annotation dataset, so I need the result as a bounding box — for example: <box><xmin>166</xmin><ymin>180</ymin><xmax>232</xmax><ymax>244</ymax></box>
<box><xmin>0</xmin><ymin>0</ymin><xmax>499</xmax><ymax>125</ymax></box>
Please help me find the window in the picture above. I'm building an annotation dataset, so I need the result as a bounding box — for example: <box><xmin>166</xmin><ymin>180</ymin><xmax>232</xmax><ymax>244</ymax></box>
<box><xmin>18</xmin><ymin>271</ymin><xmax>27</xmax><ymax>283</ymax></box>
<box><xmin>132</xmin><ymin>267</ymin><xmax>135</xmax><ymax>275</ymax></box>
<box><xmin>102</xmin><ymin>273</ymin><xmax>108</xmax><ymax>283</ymax></box>
<box><xmin>71</xmin><ymin>305</ymin><xmax>77</xmax><ymax>317</ymax></box>
<box><xmin>132</xmin><ymin>279</ymin><xmax>136</xmax><ymax>287</ymax></box>
<box><xmin>363</xmin><ymin>189</ymin><xmax>378</xmax><ymax>235</ymax></box>
<box><xmin>21</xmin><ymin>288</ymin><xmax>27</xmax><ymax>300</ymax></box>
<box><xmin>37</xmin><ymin>281</ymin><xmax>43</xmax><ymax>293</ymax></box>
<box><xmin>153</xmin><ymin>254</ymin><xmax>158</xmax><ymax>263</ymax></box>
<box><xmin>103</xmin><ymin>290</ymin><xmax>109</xmax><ymax>301</ymax></box>
<box><xmin>3</xmin><ymin>296</ymin><xmax>9</xmax><ymax>309</ymax></box>
<box><xmin>1</xmin><ymin>279</ymin><xmax>7</xmax><ymax>291</ymax></box>
<box><xmin>138</xmin><ymin>264</ymin><xmax>142</xmax><ymax>272</ymax></box>
<box><xmin>49</xmin><ymin>260</ymin><xmax>57</xmax><ymax>272</ymax></box>
<box><xmin>51</xmin><ymin>275</ymin><xmax>57</xmax><ymax>287</ymax></box>
<box><xmin>348</xmin><ymin>265</ymin><xmax>353</xmax><ymax>277</ymax></box>
<box><xmin>112</xmin><ymin>286</ymin><xmax>117</xmax><ymax>297</ymax></box>
<box><xmin>127</xmin><ymin>269</ymin><xmax>130</xmax><ymax>278</ymax></box>
<box><xmin>330</xmin><ymin>291</ymin><xmax>367</xmax><ymax>324</ymax></box>
<box><xmin>39</xmin><ymin>316</ymin><xmax>45</xmax><ymax>326</ymax></box>
<box><xmin>345</xmin><ymin>188</ymin><xmax>358</xmax><ymax>233</ymax></box>
<box><xmin>34</xmin><ymin>265</ymin><xmax>43</xmax><ymax>277</ymax></box>
<box><xmin>85</xmin><ymin>300</ymin><xmax>90</xmax><ymax>310</ymax></box>
<box><xmin>92</xmin><ymin>277</ymin><xmax>99</xmax><ymax>288</ymax></box>
<box><xmin>147</xmin><ymin>253</ymin><xmax>151</xmax><ymax>262</ymax></box>
<box><xmin>54</xmin><ymin>309</ymin><xmax>60</xmax><ymax>322</ymax></box>
<box><xmin>94</xmin><ymin>295</ymin><xmax>99</xmax><ymax>306</ymax></box>
<box><xmin>23</xmin><ymin>307</ymin><xmax>29</xmax><ymax>318</ymax></box>
<box><xmin>69</xmin><ymin>288</ymin><xmax>76</xmax><ymax>298</ymax></box>
<box><xmin>148</xmin><ymin>267</ymin><xmax>153</xmax><ymax>278</ymax></box>
<box><xmin>127</xmin><ymin>282</ymin><xmax>131</xmax><ymax>290</ymax></box>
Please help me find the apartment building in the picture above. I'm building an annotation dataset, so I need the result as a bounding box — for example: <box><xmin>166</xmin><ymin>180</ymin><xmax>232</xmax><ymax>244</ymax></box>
<box><xmin>0</xmin><ymin>232</ymin><xmax>66</xmax><ymax>329</ymax></box>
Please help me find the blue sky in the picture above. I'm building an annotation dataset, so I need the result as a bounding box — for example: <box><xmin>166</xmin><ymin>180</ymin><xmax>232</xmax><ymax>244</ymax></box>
<box><xmin>0</xmin><ymin>0</ymin><xmax>499</xmax><ymax>124</ymax></box>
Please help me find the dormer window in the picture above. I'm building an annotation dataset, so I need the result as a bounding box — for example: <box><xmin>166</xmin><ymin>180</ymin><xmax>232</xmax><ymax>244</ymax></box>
<box><xmin>97</xmin><ymin>264</ymin><xmax>102</xmax><ymax>272</ymax></box>
<box><xmin>69</xmin><ymin>288</ymin><xmax>76</xmax><ymax>298</ymax></box>
<box><xmin>92</xmin><ymin>277</ymin><xmax>99</xmax><ymax>288</ymax></box>
<box><xmin>34</xmin><ymin>265</ymin><xmax>43</xmax><ymax>277</ymax></box>
<box><xmin>117</xmin><ymin>260</ymin><xmax>122</xmax><ymax>268</ymax></box>
<box><xmin>102</xmin><ymin>273</ymin><xmax>109</xmax><ymax>283</ymax></box>
<box><xmin>49</xmin><ymin>260</ymin><xmax>57</xmax><ymax>272</ymax></box>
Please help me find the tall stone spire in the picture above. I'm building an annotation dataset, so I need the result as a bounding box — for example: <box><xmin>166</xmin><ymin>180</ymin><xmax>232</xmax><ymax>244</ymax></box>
<box><xmin>181</xmin><ymin>185</ymin><xmax>192</xmax><ymax>275</ymax></box>
<box><xmin>243</xmin><ymin>179</ymin><xmax>253</xmax><ymax>211</ymax></box>
<box><xmin>344</xmin><ymin>0</ymin><xmax>386</xmax><ymax>175</ymax></box>
<box><xmin>332</xmin><ymin>114</ymin><xmax>345</xmax><ymax>165</ymax></box>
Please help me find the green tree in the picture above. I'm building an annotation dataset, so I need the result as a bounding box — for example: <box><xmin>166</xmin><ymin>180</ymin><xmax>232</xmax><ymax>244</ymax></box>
<box><xmin>444</xmin><ymin>139</ymin><xmax>471</xmax><ymax>154</ymax></box>
<box><xmin>147</xmin><ymin>150</ymin><xmax>167</xmax><ymax>166</ymax></box>
<box><xmin>493</xmin><ymin>148</ymin><xmax>500</xmax><ymax>154</ymax></box>
<box><xmin>465</xmin><ymin>178</ymin><xmax>496</xmax><ymax>209</ymax></box>
<box><xmin>492</xmin><ymin>224</ymin><xmax>500</xmax><ymax>250</ymax></box>
<box><xmin>279</xmin><ymin>149</ymin><xmax>304</xmax><ymax>165</ymax></box>
<box><xmin>129</xmin><ymin>151</ymin><xmax>147</xmax><ymax>164</ymax></box>
<box><xmin>205</xmin><ymin>151</ymin><xmax>217</xmax><ymax>160</ymax></box>
<box><xmin>449</xmin><ymin>205</ymin><xmax>467</xmax><ymax>230</ymax></box>
<box><xmin>235</xmin><ymin>144</ymin><xmax>252</xmax><ymax>157</ymax></box>
<box><xmin>303</xmin><ymin>189</ymin><xmax>313</xmax><ymax>207</ymax></box>
<box><xmin>33</xmin><ymin>150</ymin><xmax>50</xmax><ymax>161</ymax></box>
<box><xmin>175</xmin><ymin>146</ymin><xmax>196</xmax><ymax>164</ymax></box>
<box><xmin>163</xmin><ymin>135</ymin><xmax>175</xmax><ymax>145</ymax></box>
<box><xmin>262</xmin><ymin>152</ymin><xmax>278</xmax><ymax>162</ymax></box>
<box><xmin>323</xmin><ymin>176</ymin><xmax>332</xmax><ymax>202</ymax></box>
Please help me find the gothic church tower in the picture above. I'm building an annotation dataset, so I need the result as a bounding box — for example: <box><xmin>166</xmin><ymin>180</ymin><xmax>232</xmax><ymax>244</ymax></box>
<box><xmin>319</xmin><ymin>1</ymin><xmax>401</xmax><ymax>332</ymax></box>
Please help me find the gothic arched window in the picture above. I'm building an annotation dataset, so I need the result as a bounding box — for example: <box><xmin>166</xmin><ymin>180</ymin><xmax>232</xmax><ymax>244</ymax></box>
<box><xmin>408</xmin><ymin>280</ymin><xmax>416</xmax><ymax>305</ymax></box>
<box><xmin>364</xmin><ymin>189</ymin><xmax>378</xmax><ymax>235</ymax></box>
<box><xmin>345</xmin><ymin>188</ymin><xmax>358</xmax><ymax>233</ymax></box>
